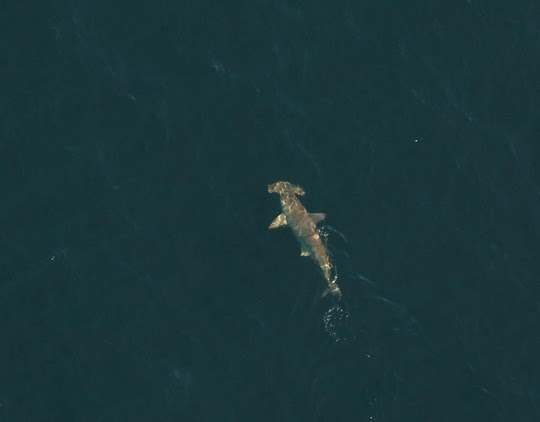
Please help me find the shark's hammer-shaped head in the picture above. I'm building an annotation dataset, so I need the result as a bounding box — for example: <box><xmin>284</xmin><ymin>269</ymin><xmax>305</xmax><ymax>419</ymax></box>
<box><xmin>268</xmin><ymin>181</ymin><xmax>305</xmax><ymax>196</ymax></box>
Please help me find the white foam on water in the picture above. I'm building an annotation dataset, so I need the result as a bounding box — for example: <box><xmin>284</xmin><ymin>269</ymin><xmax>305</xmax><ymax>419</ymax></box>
<box><xmin>322</xmin><ymin>305</ymin><xmax>356</xmax><ymax>343</ymax></box>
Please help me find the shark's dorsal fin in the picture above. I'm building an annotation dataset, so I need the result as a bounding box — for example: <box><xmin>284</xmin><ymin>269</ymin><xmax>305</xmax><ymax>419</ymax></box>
<box><xmin>269</xmin><ymin>213</ymin><xmax>287</xmax><ymax>229</ymax></box>
<box><xmin>309</xmin><ymin>213</ymin><xmax>326</xmax><ymax>224</ymax></box>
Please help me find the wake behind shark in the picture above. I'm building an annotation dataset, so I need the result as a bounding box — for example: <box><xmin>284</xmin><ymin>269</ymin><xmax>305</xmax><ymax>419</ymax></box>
<box><xmin>268</xmin><ymin>181</ymin><xmax>342</xmax><ymax>299</ymax></box>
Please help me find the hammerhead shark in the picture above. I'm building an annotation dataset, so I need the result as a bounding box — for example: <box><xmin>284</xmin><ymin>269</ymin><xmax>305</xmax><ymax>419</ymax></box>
<box><xmin>268</xmin><ymin>181</ymin><xmax>342</xmax><ymax>298</ymax></box>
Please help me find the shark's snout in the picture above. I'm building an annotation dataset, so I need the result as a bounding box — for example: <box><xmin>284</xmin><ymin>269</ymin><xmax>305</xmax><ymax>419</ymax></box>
<box><xmin>268</xmin><ymin>181</ymin><xmax>286</xmax><ymax>194</ymax></box>
<box><xmin>267</xmin><ymin>183</ymin><xmax>278</xmax><ymax>194</ymax></box>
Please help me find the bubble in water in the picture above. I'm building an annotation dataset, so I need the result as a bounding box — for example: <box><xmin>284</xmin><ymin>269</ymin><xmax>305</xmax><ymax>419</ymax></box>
<box><xmin>322</xmin><ymin>305</ymin><xmax>356</xmax><ymax>343</ymax></box>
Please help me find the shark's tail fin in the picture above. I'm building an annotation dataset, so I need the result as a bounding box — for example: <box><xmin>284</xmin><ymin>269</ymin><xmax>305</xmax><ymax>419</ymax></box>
<box><xmin>321</xmin><ymin>276</ymin><xmax>342</xmax><ymax>299</ymax></box>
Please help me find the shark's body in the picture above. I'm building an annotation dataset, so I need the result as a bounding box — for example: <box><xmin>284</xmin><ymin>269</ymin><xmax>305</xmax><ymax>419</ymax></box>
<box><xmin>268</xmin><ymin>181</ymin><xmax>342</xmax><ymax>298</ymax></box>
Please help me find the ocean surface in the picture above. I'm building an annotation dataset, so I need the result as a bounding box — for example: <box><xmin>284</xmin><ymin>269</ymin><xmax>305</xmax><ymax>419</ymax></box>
<box><xmin>2</xmin><ymin>1</ymin><xmax>539</xmax><ymax>421</ymax></box>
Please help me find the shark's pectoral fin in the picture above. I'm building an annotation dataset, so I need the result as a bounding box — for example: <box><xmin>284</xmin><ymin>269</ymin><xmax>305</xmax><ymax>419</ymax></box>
<box><xmin>309</xmin><ymin>213</ymin><xmax>326</xmax><ymax>224</ymax></box>
<box><xmin>269</xmin><ymin>213</ymin><xmax>287</xmax><ymax>229</ymax></box>
<box><xmin>300</xmin><ymin>246</ymin><xmax>310</xmax><ymax>257</ymax></box>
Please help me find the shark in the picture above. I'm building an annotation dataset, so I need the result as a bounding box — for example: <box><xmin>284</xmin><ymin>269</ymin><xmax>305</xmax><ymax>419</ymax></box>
<box><xmin>268</xmin><ymin>181</ymin><xmax>342</xmax><ymax>299</ymax></box>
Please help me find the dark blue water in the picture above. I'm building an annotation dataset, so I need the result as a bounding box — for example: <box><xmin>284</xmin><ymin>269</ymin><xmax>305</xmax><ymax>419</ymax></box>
<box><xmin>2</xmin><ymin>1</ymin><xmax>539</xmax><ymax>420</ymax></box>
